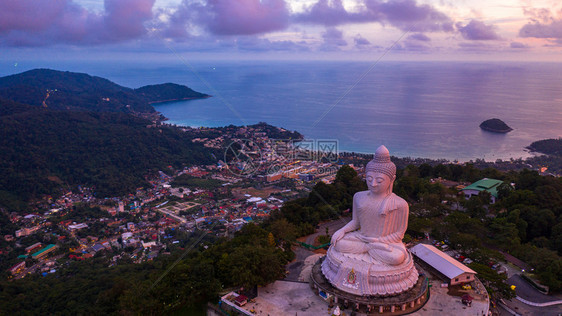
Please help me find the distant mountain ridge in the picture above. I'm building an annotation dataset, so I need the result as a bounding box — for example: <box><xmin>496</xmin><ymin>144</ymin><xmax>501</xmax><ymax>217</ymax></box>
<box><xmin>0</xmin><ymin>69</ymin><xmax>209</xmax><ymax>114</ymax></box>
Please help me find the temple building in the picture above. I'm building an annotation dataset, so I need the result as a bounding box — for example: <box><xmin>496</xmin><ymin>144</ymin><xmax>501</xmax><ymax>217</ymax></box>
<box><xmin>460</xmin><ymin>178</ymin><xmax>503</xmax><ymax>204</ymax></box>
<box><xmin>410</xmin><ymin>244</ymin><xmax>476</xmax><ymax>286</ymax></box>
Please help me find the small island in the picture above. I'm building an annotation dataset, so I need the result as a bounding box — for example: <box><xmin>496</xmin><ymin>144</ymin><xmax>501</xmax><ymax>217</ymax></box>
<box><xmin>479</xmin><ymin>118</ymin><xmax>513</xmax><ymax>133</ymax></box>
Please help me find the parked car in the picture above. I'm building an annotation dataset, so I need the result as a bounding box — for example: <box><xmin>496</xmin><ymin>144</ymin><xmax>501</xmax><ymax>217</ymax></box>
<box><xmin>456</xmin><ymin>255</ymin><xmax>466</xmax><ymax>262</ymax></box>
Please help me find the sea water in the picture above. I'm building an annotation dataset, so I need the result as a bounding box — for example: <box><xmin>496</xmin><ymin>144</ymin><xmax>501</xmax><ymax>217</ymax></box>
<box><xmin>2</xmin><ymin>60</ymin><xmax>561</xmax><ymax>161</ymax></box>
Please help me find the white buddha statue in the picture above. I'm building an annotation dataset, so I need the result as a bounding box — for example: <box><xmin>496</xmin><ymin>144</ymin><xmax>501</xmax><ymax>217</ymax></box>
<box><xmin>321</xmin><ymin>145</ymin><xmax>418</xmax><ymax>296</ymax></box>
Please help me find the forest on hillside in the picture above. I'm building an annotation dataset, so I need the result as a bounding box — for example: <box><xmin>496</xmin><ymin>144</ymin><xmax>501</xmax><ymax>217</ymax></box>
<box><xmin>0</xmin><ymin>98</ymin><xmax>215</xmax><ymax>208</ymax></box>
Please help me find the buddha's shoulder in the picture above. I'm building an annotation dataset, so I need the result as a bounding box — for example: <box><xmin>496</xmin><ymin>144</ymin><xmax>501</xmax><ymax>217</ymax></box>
<box><xmin>353</xmin><ymin>190</ymin><xmax>369</xmax><ymax>198</ymax></box>
<box><xmin>353</xmin><ymin>192</ymin><xmax>408</xmax><ymax>206</ymax></box>
<box><xmin>390</xmin><ymin>194</ymin><xmax>408</xmax><ymax>208</ymax></box>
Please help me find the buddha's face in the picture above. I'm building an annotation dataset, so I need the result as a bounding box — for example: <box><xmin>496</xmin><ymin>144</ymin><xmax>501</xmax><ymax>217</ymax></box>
<box><xmin>366</xmin><ymin>172</ymin><xmax>393</xmax><ymax>195</ymax></box>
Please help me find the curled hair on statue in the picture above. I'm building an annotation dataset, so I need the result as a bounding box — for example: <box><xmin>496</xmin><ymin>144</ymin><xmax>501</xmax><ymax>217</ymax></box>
<box><xmin>366</xmin><ymin>145</ymin><xmax>396</xmax><ymax>175</ymax></box>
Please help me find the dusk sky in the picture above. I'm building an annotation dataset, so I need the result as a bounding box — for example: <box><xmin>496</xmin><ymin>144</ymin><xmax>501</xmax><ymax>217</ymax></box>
<box><xmin>2</xmin><ymin>0</ymin><xmax>562</xmax><ymax>62</ymax></box>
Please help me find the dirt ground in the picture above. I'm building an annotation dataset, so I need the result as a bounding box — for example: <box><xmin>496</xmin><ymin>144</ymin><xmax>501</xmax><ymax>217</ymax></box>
<box><xmin>161</xmin><ymin>201</ymin><xmax>200</xmax><ymax>214</ymax></box>
<box><xmin>232</xmin><ymin>186</ymin><xmax>282</xmax><ymax>199</ymax></box>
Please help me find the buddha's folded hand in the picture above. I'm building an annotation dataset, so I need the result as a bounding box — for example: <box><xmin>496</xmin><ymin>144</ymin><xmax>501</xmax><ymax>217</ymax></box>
<box><xmin>331</xmin><ymin>229</ymin><xmax>346</xmax><ymax>245</ymax></box>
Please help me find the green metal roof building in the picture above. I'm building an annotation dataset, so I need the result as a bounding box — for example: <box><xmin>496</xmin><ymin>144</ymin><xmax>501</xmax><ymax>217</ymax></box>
<box><xmin>31</xmin><ymin>244</ymin><xmax>57</xmax><ymax>259</ymax></box>
<box><xmin>461</xmin><ymin>178</ymin><xmax>503</xmax><ymax>203</ymax></box>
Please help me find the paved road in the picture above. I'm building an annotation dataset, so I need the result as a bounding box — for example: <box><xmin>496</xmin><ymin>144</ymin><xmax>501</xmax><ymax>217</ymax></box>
<box><xmin>500</xmin><ymin>261</ymin><xmax>522</xmax><ymax>278</ymax></box>
<box><xmin>285</xmin><ymin>246</ymin><xmax>314</xmax><ymax>282</ymax></box>
<box><xmin>304</xmin><ymin>217</ymin><xmax>349</xmax><ymax>245</ymax></box>
<box><xmin>498</xmin><ymin>297</ymin><xmax>562</xmax><ymax>316</ymax></box>
<box><xmin>285</xmin><ymin>218</ymin><xmax>349</xmax><ymax>282</ymax></box>
<box><xmin>508</xmin><ymin>275</ymin><xmax>561</xmax><ymax>303</ymax></box>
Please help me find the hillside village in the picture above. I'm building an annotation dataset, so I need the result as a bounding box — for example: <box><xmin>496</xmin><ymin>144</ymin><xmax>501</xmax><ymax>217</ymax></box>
<box><xmin>3</xmin><ymin>122</ymin><xmax>558</xmax><ymax>281</ymax></box>
<box><xmin>2</xmin><ymin>123</ymin><xmax>355</xmax><ymax>278</ymax></box>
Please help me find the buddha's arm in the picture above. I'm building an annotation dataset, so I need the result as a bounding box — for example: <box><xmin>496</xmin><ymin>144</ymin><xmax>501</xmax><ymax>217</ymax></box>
<box><xmin>331</xmin><ymin>195</ymin><xmax>360</xmax><ymax>244</ymax></box>
<box><xmin>342</xmin><ymin>194</ymin><xmax>361</xmax><ymax>232</ymax></box>
<box><xmin>378</xmin><ymin>204</ymin><xmax>409</xmax><ymax>244</ymax></box>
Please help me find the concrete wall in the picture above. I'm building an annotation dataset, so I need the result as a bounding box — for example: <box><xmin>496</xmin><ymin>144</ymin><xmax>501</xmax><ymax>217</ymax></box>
<box><xmin>450</xmin><ymin>272</ymin><xmax>475</xmax><ymax>285</ymax></box>
<box><xmin>463</xmin><ymin>190</ymin><xmax>496</xmax><ymax>204</ymax></box>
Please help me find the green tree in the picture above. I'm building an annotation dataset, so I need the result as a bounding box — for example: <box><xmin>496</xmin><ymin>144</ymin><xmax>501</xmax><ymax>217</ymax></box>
<box><xmin>334</xmin><ymin>165</ymin><xmax>357</xmax><ymax>186</ymax></box>
<box><xmin>218</xmin><ymin>245</ymin><xmax>285</xmax><ymax>289</ymax></box>
<box><xmin>496</xmin><ymin>182</ymin><xmax>513</xmax><ymax>200</ymax></box>
<box><xmin>468</xmin><ymin>262</ymin><xmax>514</xmax><ymax>299</ymax></box>
<box><xmin>463</xmin><ymin>194</ymin><xmax>488</xmax><ymax>218</ymax></box>
<box><xmin>407</xmin><ymin>215</ymin><xmax>432</xmax><ymax>237</ymax></box>
<box><xmin>419</xmin><ymin>163</ymin><xmax>432</xmax><ymax>178</ymax></box>
<box><xmin>488</xmin><ymin>217</ymin><xmax>521</xmax><ymax>249</ymax></box>
<box><xmin>267</xmin><ymin>232</ymin><xmax>276</xmax><ymax>247</ymax></box>
<box><xmin>551</xmin><ymin>222</ymin><xmax>562</xmax><ymax>254</ymax></box>
<box><xmin>267</xmin><ymin>218</ymin><xmax>297</xmax><ymax>242</ymax></box>
<box><xmin>433</xmin><ymin>164</ymin><xmax>451</xmax><ymax>179</ymax></box>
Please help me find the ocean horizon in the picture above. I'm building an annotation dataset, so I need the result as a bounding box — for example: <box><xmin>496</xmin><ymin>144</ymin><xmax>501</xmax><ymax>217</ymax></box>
<box><xmin>2</xmin><ymin>60</ymin><xmax>561</xmax><ymax>161</ymax></box>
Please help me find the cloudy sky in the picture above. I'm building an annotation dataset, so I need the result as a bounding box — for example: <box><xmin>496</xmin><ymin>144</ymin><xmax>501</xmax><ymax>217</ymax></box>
<box><xmin>2</xmin><ymin>0</ymin><xmax>562</xmax><ymax>62</ymax></box>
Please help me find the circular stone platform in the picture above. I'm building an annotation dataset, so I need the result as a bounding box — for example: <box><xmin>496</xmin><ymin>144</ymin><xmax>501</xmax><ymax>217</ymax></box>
<box><xmin>310</xmin><ymin>256</ymin><xmax>429</xmax><ymax>315</ymax></box>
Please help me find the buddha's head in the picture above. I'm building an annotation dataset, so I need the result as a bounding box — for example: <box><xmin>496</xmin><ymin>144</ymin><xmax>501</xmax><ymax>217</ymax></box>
<box><xmin>365</xmin><ymin>145</ymin><xmax>396</xmax><ymax>195</ymax></box>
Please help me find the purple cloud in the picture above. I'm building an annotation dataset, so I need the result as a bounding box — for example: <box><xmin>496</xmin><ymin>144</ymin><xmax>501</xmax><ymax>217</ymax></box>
<box><xmin>457</xmin><ymin>41</ymin><xmax>497</xmax><ymax>52</ymax></box>
<box><xmin>394</xmin><ymin>40</ymin><xmax>430</xmax><ymax>52</ymax></box>
<box><xmin>519</xmin><ymin>19</ymin><xmax>562</xmax><ymax>39</ymax></box>
<box><xmin>293</xmin><ymin>0</ymin><xmax>363</xmax><ymax>26</ymax></box>
<box><xmin>456</xmin><ymin>20</ymin><xmax>500</xmax><ymax>40</ymax></box>
<box><xmin>364</xmin><ymin>0</ymin><xmax>453</xmax><ymax>32</ymax></box>
<box><xmin>0</xmin><ymin>0</ymin><xmax>155</xmax><ymax>46</ymax></box>
<box><xmin>161</xmin><ymin>0</ymin><xmax>290</xmax><ymax>39</ymax></box>
<box><xmin>294</xmin><ymin>0</ymin><xmax>453</xmax><ymax>33</ymax></box>
<box><xmin>510</xmin><ymin>41</ymin><xmax>529</xmax><ymax>49</ymax></box>
<box><xmin>235</xmin><ymin>37</ymin><xmax>310</xmax><ymax>52</ymax></box>
<box><xmin>199</xmin><ymin>0</ymin><xmax>290</xmax><ymax>36</ymax></box>
<box><xmin>104</xmin><ymin>0</ymin><xmax>155</xmax><ymax>41</ymax></box>
<box><xmin>354</xmin><ymin>34</ymin><xmax>371</xmax><ymax>47</ymax></box>
<box><xmin>408</xmin><ymin>33</ymin><xmax>430</xmax><ymax>41</ymax></box>
<box><xmin>518</xmin><ymin>8</ymin><xmax>562</xmax><ymax>39</ymax></box>
<box><xmin>522</xmin><ymin>7</ymin><xmax>554</xmax><ymax>24</ymax></box>
<box><xmin>320</xmin><ymin>27</ymin><xmax>347</xmax><ymax>50</ymax></box>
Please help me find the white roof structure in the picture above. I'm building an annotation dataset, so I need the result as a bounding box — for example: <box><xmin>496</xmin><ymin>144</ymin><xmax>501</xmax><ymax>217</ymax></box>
<box><xmin>246</xmin><ymin>197</ymin><xmax>263</xmax><ymax>203</ymax></box>
<box><xmin>68</xmin><ymin>223</ymin><xmax>88</xmax><ymax>230</ymax></box>
<box><xmin>142</xmin><ymin>241</ymin><xmax>156</xmax><ymax>248</ymax></box>
<box><xmin>410</xmin><ymin>244</ymin><xmax>476</xmax><ymax>279</ymax></box>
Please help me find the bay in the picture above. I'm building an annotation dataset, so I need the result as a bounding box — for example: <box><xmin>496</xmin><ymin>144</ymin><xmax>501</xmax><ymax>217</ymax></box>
<box><xmin>2</xmin><ymin>60</ymin><xmax>561</xmax><ymax>161</ymax></box>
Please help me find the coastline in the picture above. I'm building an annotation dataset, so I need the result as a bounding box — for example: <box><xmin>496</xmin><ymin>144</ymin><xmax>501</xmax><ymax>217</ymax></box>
<box><xmin>146</xmin><ymin>61</ymin><xmax>562</xmax><ymax>164</ymax></box>
<box><xmin>158</xmin><ymin>119</ymin><xmax>540</xmax><ymax>163</ymax></box>
<box><xmin>480</xmin><ymin>126</ymin><xmax>514</xmax><ymax>133</ymax></box>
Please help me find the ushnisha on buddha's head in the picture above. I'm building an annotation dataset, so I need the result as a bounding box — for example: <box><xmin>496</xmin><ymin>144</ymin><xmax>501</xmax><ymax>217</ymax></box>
<box><xmin>365</xmin><ymin>145</ymin><xmax>396</xmax><ymax>196</ymax></box>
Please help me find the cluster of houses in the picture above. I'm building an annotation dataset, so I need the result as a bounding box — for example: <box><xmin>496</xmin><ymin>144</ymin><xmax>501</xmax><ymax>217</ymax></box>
<box><xmin>3</xmin><ymin>123</ymin><xmax>509</xmax><ymax>281</ymax></box>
